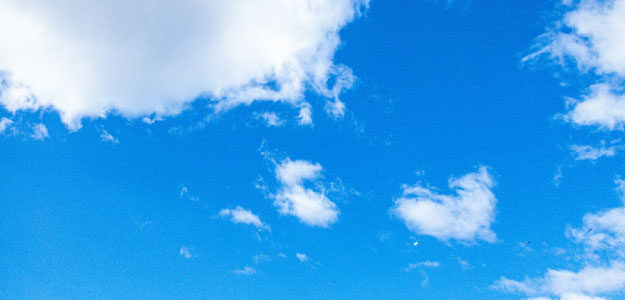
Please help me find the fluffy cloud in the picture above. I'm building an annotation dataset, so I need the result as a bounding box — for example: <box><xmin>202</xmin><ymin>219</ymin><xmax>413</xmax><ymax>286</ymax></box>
<box><xmin>495</xmin><ymin>179</ymin><xmax>625</xmax><ymax>299</ymax></box>
<box><xmin>571</xmin><ymin>141</ymin><xmax>619</xmax><ymax>160</ymax></box>
<box><xmin>527</xmin><ymin>0</ymin><xmax>625</xmax><ymax>129</ymax></box>
<box><xmin>493</xmin><ymin>262</ymin><xmax>625</xmax><ymax>300</ymax></box>
<box><xmin>219</xmin><ymin>206</ymin><xmax>270</xmax><ymax>231</ymax></box>
<box><xmin>272</xmin><ymin>159</ymin><xmax>339</xmax><ymax>227</ymax></box>
<box><xmin>564</xmin><ymin>84</ymin><xmax>625</xmax><ymax>130</ymax></box>
<box><xmin>391</xmin><ymin>167</ymin><xmax>498</xmax><ymax>243</ymax></box>
<box><xmin>0</xmin><ymin>0</ymin><xmax>366</xmax><ymax>129</ymax></box>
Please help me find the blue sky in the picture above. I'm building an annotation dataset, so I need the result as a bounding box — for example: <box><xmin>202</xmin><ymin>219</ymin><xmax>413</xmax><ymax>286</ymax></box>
<box><xmin>2</xmin><ymin>1</ymin><xmax>625</xmax><ymax>299</ymax></box>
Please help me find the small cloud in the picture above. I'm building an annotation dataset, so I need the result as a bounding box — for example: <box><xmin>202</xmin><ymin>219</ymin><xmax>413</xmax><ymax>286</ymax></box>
<box><xmin>179</xmin><ymin>246</ymin><xmax>194</xmax><ymax>259</ymax></box>
<box><xmin>457</xmin><ymin>258</ymin><xmax>470</xmax><ymax>269</ymax></box>
<box><xmin>30</xmin><ymin>123</ymin><xmax>49</xmax><ymax>140</ymax></box>
<box><xmin>405</xmin><ymin>261</ymin><xmax>441</xmax><ymax>272</ymax></box>
<box><xmin>0</xmin><ymin>117</ymin><xmax>13</xmax><ymax>134</ymax></box>
<box><xmin>297</xmin><ymin>105</ymin><xmax>313</xmax><ymax>126</ymax></box>
<box><xmin>296</xmin><ymin>253</ymin><xmax>309</xmax><ymax>262</ymax></box>
<box><xmin>254</xmin><ymin>112</ymin><xmax>284</xmax><ymax>127</ymax></box>
<box><xmin>571</xmin><ymin>141</ymin><xmax>619</xmax><ymax>161</ymax></box>
<box><xmin>100</xmin><ymin>129</ymin><xmax>119</xmax><ymax>143</ymax></box>
<box><xmin>219</xmin><ymin>206</ymin><xmax>270</xmax><ymax>231</ymax></box>
<box><xmin>179</xmin><ymin>186</ymin><xmax>189</xmax><ymax>198</ymax></box>
<box><xmin>233</xmin><ymin>266</ymin><xmax>257</xmax><ymax>276</ymax></box>
<box><xmin>142</xmin><ymin>115</ymin><xmax>163</xmax><ymax>124</ymax></box>
<box><xmin>252</xmin><ymin>254</ymin><xmax>270</xmax><ymax>265</ymax></box>
<box><xmin>179</xmin><ymin>185</ymin><xmax>200</xmax><ymax>202</ymax></box>
<box><xmin>278</xmin><ymin>253</ymin><xmax>287</xmax><ymax>259</ymax></box>
<box><xmin>553</xmin><ymin>166</ymin><xmax>563</xmax><ymax>187</ymax></box>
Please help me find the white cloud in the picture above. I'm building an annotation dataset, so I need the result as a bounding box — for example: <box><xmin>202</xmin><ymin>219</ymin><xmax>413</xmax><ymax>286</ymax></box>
<box><xmin>391</xmin><ymin>167</ymin><xmax>498</xmax><ymax>243</ymax></box>
<box><xmin>564</xmin><ymin>84</ymin><xmax>625</xmax><ymax>130</ymax></box>
<box><xmin>254</xmin><ymin>112</ymin><xmax>284</xmax><ymax>127</ymax></box>
<box><xmin>296</xmin><ymin>253</ymin><xmax>309</xmax><ymax>262</ymax></box>
<box><xmin>0</xmin><ymin>0</ymin><xmax>367</xmax><ymax>129</ymax></box>
<box><xmin>0</xmin><ymin>117</ymin><xmax>13</xmax><ymax>134</ymax></box>
<box><xmin>493</xmin><ymin>262</ymin><xmax>625</xmax><ymax>299</ymax></box>
<box><xmin>405</xmin><ymin>261</ymin><xmax>440</xmax><ymax>272</ymax></box>
<box><xmin>219</xmin><ymin>206</ymin><xmax>270</xmax><ymax>231</ymax></box>
<box><xmin>30</xmin><ymin>123</ymin><xmax>48</xmax><ymax>140</ymax></box>
<box><xmin>571</xmin><ymin>141</ymin><xmax>618</xmax><ymax>160</ymax></box>
<box><xmin>99</xmin><ymin>129</ymin><xmax>119</xmax><ymax>144</ymax></box>
<box><xmin>179</xmin><ymin>246</ymin><xmax>194</xmax><ymax>259</ymax></box>
<box><xmin>495</xmin><ymin>179</ymin><xmax>625</xmax><ymax>299</ymax></box>
<box><xmin>526</xmin><ymin>0</ymin><xmax>625</xmax><ymax>129</ymax></box>
<box><xmin>233</xmin><ymin>266</ymin><xmax>256</xmax><ymax>276</ymax></box>
<box><xmin>272</xmin><ymin>159</ymin><xmax>339</xmax><ymax>227</ymax></box>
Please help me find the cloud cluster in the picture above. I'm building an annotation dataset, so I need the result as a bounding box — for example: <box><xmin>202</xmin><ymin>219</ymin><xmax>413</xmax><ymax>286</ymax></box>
<box><xmin>527</xmin><ymin>0</ymin><xmax>625</xmax><ymax>129</ymax></box>
<box><xmin>219</xmin><ymin>206</ymin><xmax>270</xmax><ymax>231</ymax></box>
<box><xmin>391</xmin><ymin>167</ymin><xmax>498</xmax><ymax>243</ymax></box>
<box><xmin>272</xmin><ymin>159</ymin><xmax>339</xmax><ymax>227</ymax></box>
<box><xmin>0</xmin><ymin>0</ymin><xmax>367</xmax><ymax>129</ymax></box>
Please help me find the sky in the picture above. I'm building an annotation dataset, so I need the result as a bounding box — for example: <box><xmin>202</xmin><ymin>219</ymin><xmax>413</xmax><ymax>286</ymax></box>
<box><xmin>2</xmin><ymin>0</ymin><xmax>625</xmax><ymax>299</ymax></box>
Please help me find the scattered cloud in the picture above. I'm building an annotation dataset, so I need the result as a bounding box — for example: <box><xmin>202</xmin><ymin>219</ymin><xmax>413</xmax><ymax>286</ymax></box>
<box><xmin>272</xmin><ymin>158</ymin><xmax>339</xmax><ymax>227</ymax></box>
<box><xmin>233</xmin><ymin>266</ymin><xmax>257</xmax><ymax>276</ymax></box>
<box><xmin>391</xmin><ymin>167</ymin><xmax>497</xmax><ymax>243</ymax></box>
<box><xmin>179</xmin><ymin>246</ymin><xmax>194</xmax><ymax>259</ymax></box>
<box><xmin>30</xmin><ymin>123</ymin><xmax>48</xmax><ymax>140</ymax></box>
<box><xmin>0</xmin><ymin>0</ymin><xmax>367</xmax><ymax>129</ymax></box>
<box><xmin>296</xmin><ymin>253</ymin><xmax>309</xmax><ymax>262</ymax></box>
<box><xmin>219</xmin><ymin>206</ymin><xmax>270</xmax><ymax>231</ymax></box>
<box><xmin>494</xmin><ymin>179</ymin><xmax>625</xmax><ymax>299</ymax></box>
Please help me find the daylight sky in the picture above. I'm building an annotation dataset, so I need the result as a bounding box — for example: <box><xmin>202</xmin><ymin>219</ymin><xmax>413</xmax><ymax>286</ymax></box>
<box><xmin>2</xmin><ymin>1</ymin><xmax>625</xmax><ymax>299</ymax></box>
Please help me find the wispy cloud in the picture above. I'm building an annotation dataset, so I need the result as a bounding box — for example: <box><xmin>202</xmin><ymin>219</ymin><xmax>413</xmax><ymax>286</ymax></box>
<box><xmin>233</xmin><ymin>266</ymin><xmax>257</xmax><ymax>276</ymax></box>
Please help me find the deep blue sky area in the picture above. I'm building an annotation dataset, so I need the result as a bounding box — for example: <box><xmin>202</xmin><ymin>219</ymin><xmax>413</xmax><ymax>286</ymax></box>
<box><xmin>1</xmin><ymin>1</ymin><xmax>625</xmax><ymax>299</ymax></box>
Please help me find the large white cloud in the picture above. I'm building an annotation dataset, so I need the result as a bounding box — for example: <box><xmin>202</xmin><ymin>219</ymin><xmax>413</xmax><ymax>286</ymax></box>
<box><xmin>527</xmin><ymin>0</ymin><xmax>625</xmax><ymax>129</ymax></box>
<box><xmin>0</xmin><ymin>0</ymin><xmax>366</xmax><ymax>129</ymax></box>
<box><xmin>272</xmin><ymin>158</ymin><xmax>338</xmax><ymax>228</ymax></box>
<box><xmin>391</xmin><ymin>167</ymin><xmax>497</xmax><ymax>243</ymax></box>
